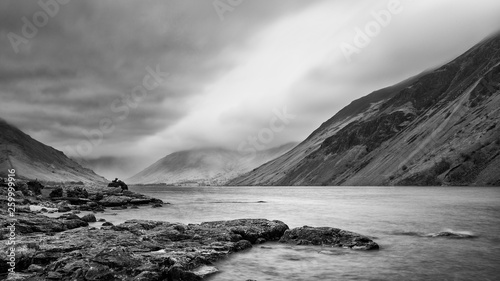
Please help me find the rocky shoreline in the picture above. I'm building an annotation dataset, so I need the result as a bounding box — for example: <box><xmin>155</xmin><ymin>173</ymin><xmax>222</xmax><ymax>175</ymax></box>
<box><xmin>1</xmin><ymin>183</ymin><xmax>379</xmax><ymax>281</ymax></box>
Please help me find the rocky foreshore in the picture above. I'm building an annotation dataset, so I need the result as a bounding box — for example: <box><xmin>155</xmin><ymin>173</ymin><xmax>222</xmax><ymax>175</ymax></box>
<box><xmin>1</xmin><ymin>184</ymin><xmax>379</xmax><ymax>281</ymax></box>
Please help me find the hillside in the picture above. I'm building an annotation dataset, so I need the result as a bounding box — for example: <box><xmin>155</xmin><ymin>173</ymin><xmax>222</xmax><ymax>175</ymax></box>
<box><xmin>126</xmin><ymin>143</ymin><xmax>297</xmax><ymax>185</ymax></box>
<box><xmin>0</xmin><ymin>119</ymin><xmax>107</xmax><ymax>183</ymax></box>
<box><xmin>229</xmin><ymin>32</ymin><xmax>500</xmax><ymax>186</ymax></box>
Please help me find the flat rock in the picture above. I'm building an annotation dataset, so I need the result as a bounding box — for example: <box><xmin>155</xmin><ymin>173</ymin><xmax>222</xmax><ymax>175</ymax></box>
<box><xmin>0</xmin><ymin>218</ymin><xmax>289</xmax><ymax>280</ymax></box>
<box><xmin>279</xmin><ymin>226</ymin><xmax>379</xmax><ymax>250</ymax></box>
<box><xmin>99</xmin><ymin>195</ymin><xmax>132</xmax><ymax>207</ymax></box>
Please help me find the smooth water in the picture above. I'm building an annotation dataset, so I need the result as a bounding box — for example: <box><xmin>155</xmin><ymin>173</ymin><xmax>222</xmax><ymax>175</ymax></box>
<box><xmin>99</xmin><ymin>186</ymin><xmax>500</xmax><ymax>281</ymax></box>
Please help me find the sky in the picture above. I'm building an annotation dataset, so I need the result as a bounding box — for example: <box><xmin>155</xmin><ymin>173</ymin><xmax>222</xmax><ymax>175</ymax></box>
<box><xmin>1</xmin><ymin>0</ymin><xmax>500</xmax><ymax>179</ymax></box>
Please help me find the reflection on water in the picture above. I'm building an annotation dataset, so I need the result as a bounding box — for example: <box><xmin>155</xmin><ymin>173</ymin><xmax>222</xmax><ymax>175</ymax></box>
<box><xmin>104</xmin><ymin>186</ymin><xmax>500</xmax><ymax>280</ymax></box>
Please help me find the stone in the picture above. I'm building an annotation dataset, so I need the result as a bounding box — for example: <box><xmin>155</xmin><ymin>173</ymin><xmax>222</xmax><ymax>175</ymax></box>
<box><xmin>130</xmin><ymin>198</ymin><xmax>151</xmax><ymax>204</ymax></box>
<box><xmin>81</xmin><ymin>214</ymin><xmax>97</xmax><ymax>223</ymax></box>
<box><xmin>27</xmin><ymin>264</ymin><xmax>44</xmax><ymax>272</ymax></box>
<box><xmin>191</xmin><ymin>265</ymin><xmax>219</xmax><ymax>278</ymax></box>
<box><xmin>63</xmin><ymin>219</ymin><xmax>89</xmax><ymax>229</ymax></box>
<box><xmin>58</xmin><ymin>205</ymin><xmax>71</xmax><ymax>213</ymax></box>
<box><xmin>279</xmin><ymin>226</ymin><xmax>379</xmax><ymax>250</ymax></box>
<box><xmin>92</xmin><ymin>246</ymin><xmax>140</xmax><ymax>269</ymax></box>
<box><xmin>133</xmin><ymin>271</ymin><xmax>160</xmax><ymax>281</ymax></box>
<box><xmin>58</xmin><ymin>213</ymin><xmax>80</xmax><ymax>220</ymax></box>
<box><xmin>99</xmin><ymin>195</ymin><xmax>132</xmax><ymax>207</ymax></box>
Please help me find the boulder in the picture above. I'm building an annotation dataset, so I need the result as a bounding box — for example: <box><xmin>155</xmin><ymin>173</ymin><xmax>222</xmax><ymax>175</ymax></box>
<box><xmin>49</xmin><ymin>187</ymin><xmax>63</xmax><ymax>198</ymax></box>
<box><xmin>279</xmin><ymin>226</ymin><xmax>379</xmax><ymax>250</ymax></box>
<box><xmin>99</xmin><ymin>195</ymin><xmax>132</xmax><ymax>207</ymax></box>
<box><xmin>81</xmin><ymin>214</ymin><xmax>97</xmax><ymax>223</ymax></box>
<box><xmin>26</xmin><ymin>180</ymin><xmax>44</xmax><ymax>195</ymax></box>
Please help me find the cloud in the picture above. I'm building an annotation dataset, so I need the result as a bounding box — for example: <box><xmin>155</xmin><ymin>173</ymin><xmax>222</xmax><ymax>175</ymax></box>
<box><xmin>1</xmin><ymin>0</ymin><xmax>500</xmax><ymax>178</ymax></box>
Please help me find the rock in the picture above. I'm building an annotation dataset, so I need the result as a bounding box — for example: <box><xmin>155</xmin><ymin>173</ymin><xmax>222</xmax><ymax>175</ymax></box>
<box><xmin>133</xmin><ymin>271</ymin><xmax>161</xmax><ymax>281</ymax></box>
<box><xmin>58</xmin><ymin>213</ymin><xmax>80</xmax><ymax>220</ymax></box>
<box><xmin>58</xmin><ymin>205</ymin><xmax>71</xmax><ymax>213</ymax></box>
<box><xmin>428</xmin><ymin>231</ymin><xmax>476</xmax><ymax>239</ymax></box>
<box><xmin>201</xmin><ymin>219</ymin><xmax>289</xmax><ymax>243</ymax></box>
<box><xmin>107</xmin><ymin>180</ymin><xmax>128</xmax><ymax>190</ymax></box>
<box><xmin>130</xmin><ymin>198</ymin><xmax>151</xmax><ymax>205</ymax></box>
<box><xmin>27</xmin><ymin>180</ymin><xmax>44</xmax><ymax>195</ymax></box>
<box><xmin>66</xmin><ymin>187</ymin><xmax>89</xmax><ymax>198</ymax></box>
<box><xmin>27</xmin><ymin>264</ymin><xmax>44</xmax><ymax>272</ymax></box>
<box><xmin>102</xmin><ymin>222</ymin><xmax>114</xmax><ymax>226</ymax></box>
<box><xmin>152</xmin><ymin>203</ymin><xmax>163</xmax><ymax>208</ymax></box>
<box><xmin>279</xmin><ymin>226</ymin><xmax>379</xmax><ymax>250</ymax></box>
<box><xmin>99</xmin><ymin>195</ymin><xmax>132</xmax><ymax>207</ymax></box>
<box><xmin>256</xmin><ymin>238</ymin><xmax>266</xmax><ymax>244</ymax></box>
<box><xmin>0</xmin><ymin>216</ymin><xmax>300</xmax><ymax>280</ymax></box>
<box><xmin>49</xmin><ymin>187</ymin><xmax>63</xmax><ymax>198</ymax></box>
<box><xmin>234</xmin><ymin>240</ymin><xmax>253</xmax><ymax>251</ymax></box>
<box><xmin>81</xmin><ymin>214</ymin><xmax>97</xmax><ymax>223</ymax></box>
<box><xmin>5</xmin><ymin>272</ymin><xmax>35</xmax><ymax>280</ymax></box>
<box><xmin>63</xmin><ymin>219</ymin><xmax>89</xmax><ymax>229</ymax></box>
<box><xmin>46</xmin><ymin>271</ymin><xmax>63</xmax><ymax>279</ymax></box>
<box><xmin>98</xmin><ymin>218</ymin><xmax>106</xmax><ymax>222</ymax></box>
<box><xmin>191</xmin><ymin>265</ymin><xmax>219</xmax><ymax>278</ymax></box>
<box><xmin>92</xmin><ymin>246</ymin><xmax>140</xmax><ymax>269</ymax></box>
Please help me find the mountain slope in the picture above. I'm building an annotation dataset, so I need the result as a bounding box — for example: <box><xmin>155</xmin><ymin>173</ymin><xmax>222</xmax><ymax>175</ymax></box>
<box><xmin>126</xmin><ymin>143</ymin><xmax>297</xmax><ymax>185</ymax></box>
<box><xmin>230</xmin><ymin>32</ymin><xmax>500</xmax><ymax>186</ymax></box>
<box><xmin>0</xmin><ymin>119</ymin><xmax>107</xmax><ymax>183</ymax></box>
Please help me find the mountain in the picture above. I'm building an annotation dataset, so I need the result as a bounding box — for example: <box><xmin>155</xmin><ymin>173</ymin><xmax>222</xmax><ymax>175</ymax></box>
<box><xmin>229</xmin><ymin>32</ymin><xmax>500</xmax><ymax>186</ymax></box>
<box><xmin>0</xmin><ymin>119</ymin><xmax>107</xmax><ymax>183</ymax></box>
<box><xmin>126</xmin><ymin>143</ymin><xmax>297</xmax><ymax>185</ymax></box>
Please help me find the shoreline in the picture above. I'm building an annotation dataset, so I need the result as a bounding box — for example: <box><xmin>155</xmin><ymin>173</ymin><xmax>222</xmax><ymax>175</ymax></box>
<box><xmin>1</xmin><ymin>183</ymin><xmax>379</xmax><ymax>280</ymax></box>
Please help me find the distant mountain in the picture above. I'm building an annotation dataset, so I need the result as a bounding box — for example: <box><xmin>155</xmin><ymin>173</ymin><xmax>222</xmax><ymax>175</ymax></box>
<box><xmin>230</xmin><ymin>32</ymin><xmax>500</xmax><ymax>186</ymax></box>
<box><xmin>0</xmin><ymin>119</ymin><xmax>107</xmax><ymax>183</ymax></box>
<box><xmin>126</xmin><ymin>143</ymin><xmax>297</xmax><ymax>185</ymax></box>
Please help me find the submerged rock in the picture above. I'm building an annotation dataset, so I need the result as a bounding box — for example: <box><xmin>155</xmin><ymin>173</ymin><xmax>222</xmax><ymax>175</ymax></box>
<box><xmin>427</xmin><ymin>231</ymin><xmax>476</xmax><ymax>239</ymax></box>
<box><xmin>279</xmin><ymin>226</ymin><xmax>379</xmax><ymax>250</ymax></box>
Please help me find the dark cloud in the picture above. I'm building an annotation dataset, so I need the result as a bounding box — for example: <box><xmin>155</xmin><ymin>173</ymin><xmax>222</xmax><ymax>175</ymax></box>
<box><xmin>1</xmin><ymin>0</ymin><xmax>500</xmax><ymax>178</ymax></box>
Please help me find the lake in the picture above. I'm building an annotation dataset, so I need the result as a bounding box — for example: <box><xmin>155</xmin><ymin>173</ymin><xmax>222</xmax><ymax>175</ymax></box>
<box><xmin>97</xmin><ymin>186</ymin><xmax>500</xmax><ymax>280</ymax></box>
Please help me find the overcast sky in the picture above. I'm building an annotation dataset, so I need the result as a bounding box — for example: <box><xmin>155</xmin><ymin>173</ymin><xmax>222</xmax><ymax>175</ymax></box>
<box><xmin>1</xmin><ymin>0</ymin><xmax>500</xmax><ymax>179</ymax></box>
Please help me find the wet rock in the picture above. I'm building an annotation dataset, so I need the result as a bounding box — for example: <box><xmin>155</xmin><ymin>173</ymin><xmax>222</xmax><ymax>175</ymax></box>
<box><xmin>58</xmin><ymin>213</ymin><xmax>80</xmax><ymax>220</ymax></box>
<box><xmin>99</xmin><ymin>195</ymin><xmax>132</xmax><ymax>207</ymax></box>
<box><xmin>46</xmin><ymin>271</ymin><xmax>63</xmax><ymax>279</ymax></box>
<box><xmin>192</xmin><ymin>265</ymin><xmax>219</xmax><ymax>278</ymax></box>
<box><xmin>63</xmin><ymin>219</ymin><xmax>88</xmax><ymax>229</ymax></box>
<box><xmin>49</xmin><ymin>187</ymin><xmax>63</xmax><ymax>198</ymax></box>
<box><xmin>26</xmin><ymin>180</ymin><xmax>44</xmax><ymax>195</ymax></box>
<box><xmin>133</xmin><ymin>271</ymin><xmax>161</xmax><ymax>281</ymax></box>
<box><xmin>92</xmin><ymin>246</ymin><xmax>141</xmax><ymax>269</ymax></box>
<box><xmin>201</xmin><ymin>219</ymin><xmax>289</xmax><ymax>243</ymax></box>
<box><xmin>58</xmin><ymin>205</ymin><xmax>71</xmax><ymax>213</ymax></box>
<box><xmin>279</xmin><ymin>226</ymin><xmax>379</xmax><ymax>250</ymax></box>
<box><xmin>27</xmin><ymin>264</ymin><xmax>44</xmax><ymax>272</ymax></box>
<box><xmin>0</xmin><ymin>218</ymin><xmax>289</xmax><ymax>279</ymax></box>
<box><xmin>428</xmin><ymin>231</ymin><xmax>476</xmax><ymax>239</ymax></box>
<box><xmin>82</xmin><ymin>214</ymin><xmax>97</xmax><ymax>223</ymax></box>
<box><xmin>130</xmin><ymin>198</ymin><xmax>152</xmax><ymax>204</ymax></box>
<box><xmin>102</xmin><ymin>222</ymin><xmax>114</xmax><ymax>226</ymax></box>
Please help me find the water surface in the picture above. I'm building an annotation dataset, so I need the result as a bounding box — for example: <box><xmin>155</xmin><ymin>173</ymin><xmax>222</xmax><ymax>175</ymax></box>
<box><xmin>101</xmin><ymin>186</ymin><xmax>500</xmax><ymax>281</ymax></box>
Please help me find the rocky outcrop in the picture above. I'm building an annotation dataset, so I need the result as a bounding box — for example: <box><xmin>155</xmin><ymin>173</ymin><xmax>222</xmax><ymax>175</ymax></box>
<box><xmin>0</xmin><ymin>209</ymin><xmax>88</xmax><ymax>239</ymax></box>
<box><xmin>279</xmin><ymin>226</ymin><xmax>379</xmax><ymax>250</ymax></box>
<box><xmin>0</xmin><ymin>207</ymin><xmax>380</xmax><ymax>280</ymax></box>
<box><xmin>0</xmin><ymin>218</ymin><xmax>290</xmax><ymax>280</ymax></box>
